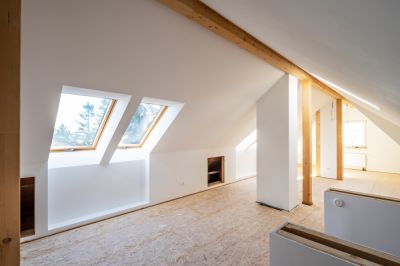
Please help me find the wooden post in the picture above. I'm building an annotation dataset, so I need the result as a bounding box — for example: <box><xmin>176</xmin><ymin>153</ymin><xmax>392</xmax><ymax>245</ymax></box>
<box><xmin>315</xmin><ymin>110</ymin><xmax>321</xmax><ymax>177</ymax></box>
<box><xmin>336</xmin><ymin>98</ymin><xmax>343</xmax><ymax>180</ymax></box>
<box><xmin>302</xmin><ymin>79</ymin><xmax>312</xmax><ymax>205</ymax></box>
<box><xmin>0</xmin><ymin>0</ymin><xmax>21</xmax><ymax>264</ymax></box>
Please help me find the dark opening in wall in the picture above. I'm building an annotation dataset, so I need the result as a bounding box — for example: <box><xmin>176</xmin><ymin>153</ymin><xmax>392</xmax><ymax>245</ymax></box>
<box><xmin>21</xmin><ymin>176</ymin><xmax>35</xmax><ymax>237</ymax></box>
<box><xmin>208</xmin><ymin>156</ymin><xmax>224</xmax><ymax>186</ymax></box>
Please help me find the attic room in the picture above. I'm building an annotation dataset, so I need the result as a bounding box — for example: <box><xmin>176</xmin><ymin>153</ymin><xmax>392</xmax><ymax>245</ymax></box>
<box><xmin>2</xmin><ymin>0</ymin><xmax>400</xmax><ymax>265</ymax></box>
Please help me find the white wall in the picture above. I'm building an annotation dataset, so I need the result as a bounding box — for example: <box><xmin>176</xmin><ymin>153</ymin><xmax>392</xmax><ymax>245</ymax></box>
<box><xmin>150</xmin><ymin>148</ymin><xmax>237</xmax><ymax>205</ymax></box>
<box><xmin>48</xmin><ymin>160</ymin><xmax>146</xmax><ymax>228</ymax></box>
<box><xmin>21</xmin><ymin>0</ymin><xmax>282</xmax><ymax>240</ymax></box>
<box><xmin>325</xmin><ymin>189</ymin><xmax>400</xmax><ymax>256</ymax></box>
<box><xmin>344</xmin><ymin>106</ymin><xmax>400</xmax><ymax>173</ymax></box>
<box><xmin>320</xmin><ymin>101</ymin><xmax>337</xmax><ymax>179</ymax></box>
<box><xmin>235</xmin><ymin>130</ymin><xmax>257</xmax><ymax>179</ymax></box>
<box><xmin>270</xmin><ymin>229</ymin><xmax>355</xmax><ymax>266</ymax></box>
<box><xmin>257</xmin><ymin>74</ymin><xmax>298</xmax><ymax>211</ymax></box>
<box><xmin>236</xmin><ymin>147</ymin><xmax>257</xmax><ymax>179</ymax></box>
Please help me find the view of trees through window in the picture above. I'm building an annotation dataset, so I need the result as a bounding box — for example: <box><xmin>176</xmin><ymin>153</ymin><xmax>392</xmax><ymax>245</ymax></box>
<box><xmin>120</xmin><ymin>103</ymin><xmax>165</xmax><ymax>146</ymax></box>
<box><xmin>51</xmin><ymin>94</ymin><xmax>113</xmax><ymax>149</ymax></box>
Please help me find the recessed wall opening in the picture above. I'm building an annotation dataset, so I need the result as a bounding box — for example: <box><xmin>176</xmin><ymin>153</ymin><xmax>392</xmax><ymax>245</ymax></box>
<box><xmin>21</xmin><ymin>176</ymin><xmax>35</xmax><ymax>238</ymax></box>
<box><xmin>207</xmin><ymin>156</ymin><xmax>224</xmax><ymax>186</ymax></box>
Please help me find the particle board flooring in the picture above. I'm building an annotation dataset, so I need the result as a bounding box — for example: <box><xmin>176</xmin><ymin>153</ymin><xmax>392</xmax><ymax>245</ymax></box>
<box><xmin>21</xmin><ymin>170</ymin><xmax>400</xmax><ymax>265</ymax></box>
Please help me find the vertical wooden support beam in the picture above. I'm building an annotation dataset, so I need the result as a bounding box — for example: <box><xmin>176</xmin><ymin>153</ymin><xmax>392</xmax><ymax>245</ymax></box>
<box><xmin>315</xmin><ymin>110</ymin><xmax>321</xmax><ymax>177</ymax></box>
<box><xmin>0</xmin><ymin>0</ymin><xmax>21</xmax><ymax>264</ymax></box>
<box><xmin>302</xmin><ymin>79</ymin><xmax>312</xmax><ymax>205</ymax></box>
<box><xmin>336</xmin><ymin>98</ymin><xmax>343</xmax><ymax>180</ymax></box>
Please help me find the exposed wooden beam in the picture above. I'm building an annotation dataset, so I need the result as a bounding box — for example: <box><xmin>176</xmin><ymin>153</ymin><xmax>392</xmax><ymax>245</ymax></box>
<box><xmin>315</xmin><ymin>110</ymin><xmax>321</xmax><ymax>177</ymax></box>
<box><xmin>302</xmin><ymin>79</ymin><xmax>312</xmax><ymax>205</ymax></box>
<box><xmin>158</xmin><ymin>0</ymin><xmax>342</xmax><ymax>99</ymax></box>
<box><xmin>0</xmin><ymin>0</ymin><xmax>21</xmax><ymax>264</ymax></box>
<box><xmin>336</xmin><ymin>99</ymin><xmax>343</xmax><ymax>180</ymax></box>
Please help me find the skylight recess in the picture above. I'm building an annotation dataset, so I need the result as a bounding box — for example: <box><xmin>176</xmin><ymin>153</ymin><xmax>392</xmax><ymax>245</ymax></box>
<box><xmin>119</xmin><ymin>103</ymin><xmax>167</xmax><ymax>148</ymax></box>
<box><xmin>51</xmin><ymin>93</ymin><xmax>116</xmax><ymax>152</ymax></box>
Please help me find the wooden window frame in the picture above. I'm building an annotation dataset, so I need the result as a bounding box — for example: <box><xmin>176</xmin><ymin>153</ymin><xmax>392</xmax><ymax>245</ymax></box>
<box><xmin>119</xmin><ymin>105</ymin><xmax>168</xmax><ymax>149</ymax></box>
<box><xmin>50</xmin><ymin>99</ymin><xmax>117</xmax><ymax>152</ymax></box>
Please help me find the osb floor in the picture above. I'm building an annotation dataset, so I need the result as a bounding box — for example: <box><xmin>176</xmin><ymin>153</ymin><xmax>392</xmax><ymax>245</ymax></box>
<box><xmin>21</xmin><ymin>170</ymin><xmax>400</xmax><ymax>265</ymax></box>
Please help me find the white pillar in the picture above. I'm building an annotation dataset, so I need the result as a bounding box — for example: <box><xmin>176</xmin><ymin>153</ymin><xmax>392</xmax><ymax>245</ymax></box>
<box><xmin>256</xmin><ymin>74</ymin><xmax>298</xmax><ymax>211</ymax></box>
<box><xmin>320</xmin><ymin>100</ymin><xmax>337</xmax><ymax>179</ymax></box>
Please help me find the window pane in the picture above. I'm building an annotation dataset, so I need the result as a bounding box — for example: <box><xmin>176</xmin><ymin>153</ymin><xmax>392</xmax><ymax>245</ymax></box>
<box><xmin>51</xmin><ymin>94</ymin><xmax>112</xmax><ymax>149</ymax></box>
<box><xmin>344</xmin><ymin>121</ymin><xmax>366</xmax><ymax>147</ymax></box>
<box><xmin>120</xmin><ymin>103</ymin><xmax>164</xmax><ymax>146</ymax></box>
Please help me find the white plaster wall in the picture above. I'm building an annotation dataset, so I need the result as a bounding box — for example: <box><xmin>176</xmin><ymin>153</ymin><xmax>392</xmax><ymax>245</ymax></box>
<box><xmin>21</xmin><ymin>0</ymin><xmax>281</xmax><ymax>240</ymax></box>
<box><xmin>257</xmin><ymin>74</ymin><xmax>298</xmax><ymax>211</ymax></box>
<box><xmin>150</xmin><ymin>148</ymin><xmax>237</xmax><ymax>205</ymax></box>
<box><xmin>320</xmin><ymin>101</ymin><xmax>337</xmax><ymax>179</ymax></box>
<box><xmin>236</xmin><ymin>148</ymin><xmax>257</xmax><ymax>179</ymax></box>
<box><xmin>344</xmin><ymin>106</ymin><xmax>400</xmax><ymax>174</ymax></box>
<box><xmin>48</xmin><ymin>160</ymin><xmax>146</xmax><ymax>227</ymax></box>
<box><xmin>325</xmin><ymin>190</ymin><xmax>400</xmax><ymax>256</ymax></box>
<box><xmin>270</xmin><ymin>230</ymin><xmax>354</xmax><ymax>266</ymax></box>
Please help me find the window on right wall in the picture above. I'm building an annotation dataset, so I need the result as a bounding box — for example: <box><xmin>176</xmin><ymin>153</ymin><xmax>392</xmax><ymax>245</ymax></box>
<box><xmin>119</xmin><ymin>103</ymin><xmax>167</xmax><ymax>148</ymax></box>
<box><xmin>343</xmin><ymin>121</ymin><xmax>367</xmax><ymax>148</ymax></box>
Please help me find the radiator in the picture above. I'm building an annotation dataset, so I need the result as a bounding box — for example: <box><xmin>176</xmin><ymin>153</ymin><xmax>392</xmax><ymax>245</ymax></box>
<box><xmin>344</xmin><ymin>152</ymin><xmax>366</xmax><ymax>170</ymax></box>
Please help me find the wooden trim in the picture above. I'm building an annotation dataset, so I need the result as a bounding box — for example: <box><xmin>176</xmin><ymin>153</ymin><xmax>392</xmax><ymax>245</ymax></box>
<box><xmin>0</xmin><ymin>0</ymin><xmax>21</xmax><ymax>264</ymax></box>
<box><xmin>92</xmin><ymin>100</ymin><xmax>117</xmax><ymax>148</ymax></box>
<box><xmin>278</xmin><ymin>223</ymin><xmax>400</xmax><ymax>265</ymax></box>
<box><xmin>158</xmin><ymin>0</ymin><xmax>342</xmax><ymax>99</ymax></box>
<box><xmin>119</xmin><ymin>106</ymin><xmax>168</xmax><ymax>149</ymax></box>
<box><xmin>221</xmin><ymin>156</ymin><xmax>225</xmax><ymax>183</ymax></box>
<box><xmin>22</xmin><ymin>175</ymin><xmax>254</xmax><ymax>244</ymax></box>
<box><xmin>207</xmin><ymin>156</ymin><xmax>225</xmax><ymax>185</ymax></box>
<box><xmin>50</xmin><ymin>99</ymin><xmax>117</xmax><ymax>152</ymax></box>
<box><xmin>328</xmin><ymin>188</ymin><xmax>400</xmax><ymax>204</ymax></box>
<box><xmin>336</xmin><ymin>98</ymin><xmax>343</xmax><ymax>180</ymax></box>
<box><xmin>315</xmin><ymin>110</ymin><xmax>321</xmax><ymax>177</ymax></box>
<box><xmin>302</xmin><ymin>79</ymin><xmax>312</xmax><ymax>205</ymax></box>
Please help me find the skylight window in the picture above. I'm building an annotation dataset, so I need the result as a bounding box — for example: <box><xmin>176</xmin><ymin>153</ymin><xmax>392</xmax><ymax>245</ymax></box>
<box><xmin>119</xmin><ymin>103</ymin><xmax>167</xmax><ymax>148</ymax></box>
<box><xmin>51</xmin><ymin>93</ymin><xmax>116</xmax><ymax>151</ymax></box>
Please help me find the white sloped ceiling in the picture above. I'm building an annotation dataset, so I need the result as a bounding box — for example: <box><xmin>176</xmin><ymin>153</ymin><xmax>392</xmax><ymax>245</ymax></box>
<box><xmin>202</xmin><ymin>0</ymin><xmax>400</xmax><ymax>126</ymax></box>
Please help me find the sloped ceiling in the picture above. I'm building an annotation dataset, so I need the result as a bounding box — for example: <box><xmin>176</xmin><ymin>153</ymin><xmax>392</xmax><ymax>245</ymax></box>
<box><xmin>21</xmin><ymin>0</ymin><xmax>283</xmax><ymax>166</ymax></box>
<box><xmin>201</xmin><ymin>0</ymin><xmax>400</xmax><ymax>125</ymax></box>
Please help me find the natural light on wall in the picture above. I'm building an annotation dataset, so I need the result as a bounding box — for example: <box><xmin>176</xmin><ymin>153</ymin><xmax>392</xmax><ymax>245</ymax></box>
<box><xmin>236</xmin><ymin>130</ymin><xmax>257</xmax><ymax>151</ymax></box>
<box><xmin>343</xmin><ymin>121</ymin><xmax>367</xmax><ymax>148</ymax></box>
<box><xmin>311</xmin><ymin>73</ymin><xmax>380</xmax><ymax>111</ymax></box>
<box><xmin>119</xmin><ymin>103</ymin><xmax>167</xmax><ymax>148</ymax></box>
<box><xmin>51</xmin><ymin>93</ymin><xmax>115</xmax><ymax>151</ymax></box>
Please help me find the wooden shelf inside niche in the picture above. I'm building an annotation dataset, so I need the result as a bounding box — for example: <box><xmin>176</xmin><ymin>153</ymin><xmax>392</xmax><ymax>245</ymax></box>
<box><xmin>21</xmin><ymin>176</ymin><xmax>35</xmax><ymax>237</ymax></box>
<box><xmin>208</xmin><ymin>156</ymin><xmax>224</xmax><ymax>186</ymax></box>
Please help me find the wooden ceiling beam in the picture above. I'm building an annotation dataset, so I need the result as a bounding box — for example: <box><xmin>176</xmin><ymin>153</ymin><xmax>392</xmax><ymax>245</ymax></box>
<box><xmin>159</xmin><ymin>0</ymin><xmax>342</xmax><ymax>99</ymax></box>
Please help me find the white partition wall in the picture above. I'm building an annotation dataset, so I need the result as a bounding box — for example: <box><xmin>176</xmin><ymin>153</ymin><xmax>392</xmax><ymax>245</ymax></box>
<box><xmin>325</xmin><ymin>189</ymin><xmax>400</xmax><ymax>256</ymax></box>
<box><xmin>256</xmin><ymin>74</ymin><xmax>298</xmax><ymax>211</ymax></box>
<box><xmin>320</xmin><ymin>101</ymin><xmax>337</xmax><ymax>179</ymax></box>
